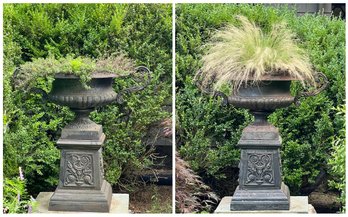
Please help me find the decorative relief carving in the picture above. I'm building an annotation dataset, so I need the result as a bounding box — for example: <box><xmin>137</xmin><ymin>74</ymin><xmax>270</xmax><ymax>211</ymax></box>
<box><xmin>64</xmin><ymin>153</ymin><xmax>94</xmax><ymax>186</ymax></box>
<box><xmin>246</xmin><ymin>153</ymin><xmax>274</xmax><ymax>185</ymax></box>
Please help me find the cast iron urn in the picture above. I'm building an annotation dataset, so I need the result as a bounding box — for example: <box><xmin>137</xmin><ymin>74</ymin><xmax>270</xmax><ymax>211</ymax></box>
<box><xmin>48</xmin><ymin>67</ymin><xmax>150</xmax><ymax>212</ymax></box>
<box><xmin>200</xmin><ymin>72</ymin><xmax>328</xmax><ymax>211</ymax></box>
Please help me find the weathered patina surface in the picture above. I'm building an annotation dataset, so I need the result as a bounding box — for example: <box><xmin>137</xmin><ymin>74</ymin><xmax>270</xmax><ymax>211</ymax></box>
<box><xmin>48</xmin><ymin>67</ymin><xmax>151</xmax><ymax>212</ymax></box>
<box><xmin>48</xmin><ymin>74</ymin><xmax>115</xmax><ymax>212</ymax></box>
<box><xmin>230</xmin><ymin>110</ymin><xmax>290</xmax><ymax>210</ymax></box>
<box><xmin>225</xmin><ymin>74</ymin><xmax>328</xmax><ymax>210</ymax></box>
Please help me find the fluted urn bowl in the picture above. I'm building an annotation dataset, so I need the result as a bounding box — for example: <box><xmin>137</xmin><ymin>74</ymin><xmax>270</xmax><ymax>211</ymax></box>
<box><xmin>228</xmin><ymin>76</ymin><xmax>296</xmax><ymax>112</ymax></box>
<box><xmin>49</xmin><ymin>72</ymin><xmax>118</xmax><ymax>110</ymax></box>
<box><xmin>48</xmin><ymin>72</ymin><xmax>120</xmax><ymax>141</ymax></box>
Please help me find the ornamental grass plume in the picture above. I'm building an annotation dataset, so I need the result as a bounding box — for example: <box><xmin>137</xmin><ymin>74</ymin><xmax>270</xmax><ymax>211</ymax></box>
<box><xmin>198</xmin><ymin>16</ymin><xmax>316</xmax><ymax>91</ymax></box>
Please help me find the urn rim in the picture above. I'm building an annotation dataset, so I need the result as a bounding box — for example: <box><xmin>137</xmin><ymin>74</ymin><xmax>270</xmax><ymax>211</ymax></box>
<box><xmin>54</xmin><ymin>71</ymin><xmax>118</xmax><ymax>79</ymax></box>
<box><xmin>231</xmin><ymin>75</ymin><xmax>301</xmax><ymax>82</ymax></box>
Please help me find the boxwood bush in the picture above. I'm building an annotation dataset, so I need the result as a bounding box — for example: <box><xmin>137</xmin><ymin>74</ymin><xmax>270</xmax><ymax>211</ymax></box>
<box><xmin>176</xmin><ymin>3</ymin><xmax>345</xmax><ymax>209</ymax></box>
<box><xmin>3</xmin><ymin>3</ymin><xmax>172</xmax><ymax>213</ymax></box>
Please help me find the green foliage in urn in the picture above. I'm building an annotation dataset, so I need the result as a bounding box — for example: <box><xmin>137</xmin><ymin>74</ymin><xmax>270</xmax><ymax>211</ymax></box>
<box><xmin>3</xmin><ymin>4</ymin><xmax>172</xmax><ymax>212</ymax></box>
<box><xmin>14</xmin><ymin>54</ymin><xmax>136</xmax><ymax>89</ymax></box>
<box><xmin>176</xmin><ymin>4</ymin><xmax>345</xmax><ymax>207</ymax></box>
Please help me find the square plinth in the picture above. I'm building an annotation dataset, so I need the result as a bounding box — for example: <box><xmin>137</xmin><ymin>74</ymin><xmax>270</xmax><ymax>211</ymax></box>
<box><xmin>215</xmin><ymin>196</ymin><xmax>316</xmax><ymax>214</ymax></box>
<box><xmin>35</xmin><ymin>192</ymin><xmax>129</xmax><ymax>214</ymax></box>
<box><xmin>230</xmin><ymin>183</ymin><xmax>290</xmax><ymax>210</ymax></box>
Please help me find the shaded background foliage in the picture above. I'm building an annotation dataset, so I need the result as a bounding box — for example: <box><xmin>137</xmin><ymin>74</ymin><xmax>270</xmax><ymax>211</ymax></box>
<box><xmin>176</xmin><ymin>3</ymin><xmax>345</xmax><ymax>212</ymax></box>
<box><xmin>3</xmin><ymin>3</ymin><xmax>172</xmax><ymax>212</ymax></box>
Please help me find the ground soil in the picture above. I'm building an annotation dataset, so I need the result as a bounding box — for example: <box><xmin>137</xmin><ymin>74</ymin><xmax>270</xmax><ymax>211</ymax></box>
<box><xmin>129</xmin><ymin>185</ymin><xmax>172</xmax><ymax>213</ymax></box>
<box><xmin>309</xmin><ymin>191</ymin><xmax>341</xmax><ymax>213</ymax></box>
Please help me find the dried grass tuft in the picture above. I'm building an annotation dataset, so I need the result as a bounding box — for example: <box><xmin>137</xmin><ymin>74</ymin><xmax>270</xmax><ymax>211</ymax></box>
<box><xmin>96</xmin><ymin>52</ymin><xmax>136</xmax><ymax>75</ymax></box>
<box><xmin>198</xmin><ymin>16</ymin><xmax>315</xmax><ymax>91</ymax></box>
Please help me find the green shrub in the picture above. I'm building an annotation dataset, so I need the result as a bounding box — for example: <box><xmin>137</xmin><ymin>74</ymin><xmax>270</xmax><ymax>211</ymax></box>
<box><xmin>3</xmin><ymin>3</ymin><xmax>172</xmax><ymax>205</ymax></box>
<box><xmin>270</xmin><ymin>12</ymin><xmax>345</xmax><ymax>194</ymax></box>
<box><xmin>3</xmin><ymin>169</ymin><xmax>37</xmax><ymax>214</ymax></box>
<box><xmin>91</xmin><ymin>67</ymin><xmax>169</xmax><ymax>187</ymax></box>
<box><xmin>176</xmin><ymin>3</ymin><xmax>345</xmax><ymax>203</ymax></box>
<box><xmin>328</xmin><ymin>104</ymin><xmax>346</xmax><ymax>212</ymax></box>
<box><xmin>177</xmin><ymin>79</ymin><xmax>251</xmax><ymax>180</ymax></box>
<box><xmin>4</xmin><ymin>4</ymin><xmax>172</xmax><ymax>78</ymax></box>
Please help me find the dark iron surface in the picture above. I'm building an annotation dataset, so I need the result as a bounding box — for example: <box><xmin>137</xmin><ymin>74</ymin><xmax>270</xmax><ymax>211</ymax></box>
<box><xmin>50</xmin><ymin>76</ymin><xmax>117</xmax><ymax>109</ymax></box>
<box><xmin>48</xmin><ymin>67</ymin><xmax>151</xmax><ymax>212</ymax></box>
<box><xmin>195</xmin><ymin>73</ymin><xmax>328</xmax><ymax>211</ymax></box>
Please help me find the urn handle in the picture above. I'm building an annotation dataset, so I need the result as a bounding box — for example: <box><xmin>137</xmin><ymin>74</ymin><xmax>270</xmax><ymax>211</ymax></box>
<box><xmin>294</xmin><ymin>72</ymin><xmax>329</xmax><ymax>106</ymax></box>
<box><xmin>194</xmin><ymin>70</ymin><xmax>228</xmax><ymax>106</ymax></box>
<box><xmin>115</xmin><ymin>66</ymin><xmax>152</xmax><ymax>104</ymax></box>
